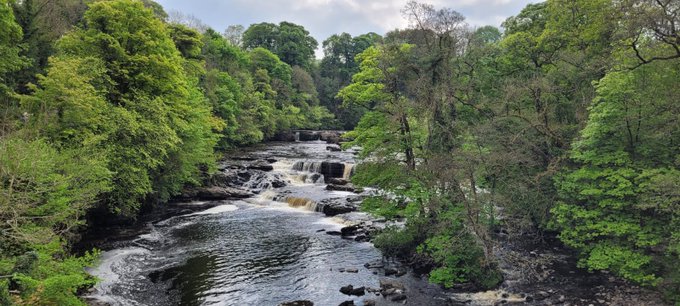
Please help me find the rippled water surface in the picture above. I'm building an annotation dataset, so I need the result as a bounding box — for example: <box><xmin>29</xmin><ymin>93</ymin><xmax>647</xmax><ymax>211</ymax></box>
<box><xmin>87</xmin><ymin>141</ymin><xmax>412</xmax><ymax>306</ymax></box>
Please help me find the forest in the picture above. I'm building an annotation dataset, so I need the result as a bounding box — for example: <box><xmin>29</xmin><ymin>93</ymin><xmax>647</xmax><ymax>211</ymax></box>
<box><xmin>0</xmin><ymin>0</ymin><xmax>678</xmax><ymax>305</ymax></box>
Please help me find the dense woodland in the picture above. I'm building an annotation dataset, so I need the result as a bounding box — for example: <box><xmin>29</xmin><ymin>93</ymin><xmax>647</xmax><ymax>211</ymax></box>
<box><xmin>0</xmin><ymin>0</ymin><xmax>678</xmax><ymax>304</ymax></box>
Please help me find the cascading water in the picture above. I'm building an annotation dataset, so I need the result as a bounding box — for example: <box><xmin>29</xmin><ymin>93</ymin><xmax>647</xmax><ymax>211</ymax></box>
<box><xmin>285</xmin><ymin>197</ymin><xmax>319</xmax><ymax>212</ymax></box>
<box><xmin>84</xmin><ymin>140</ymin><xmax>453</xmax><ymax>306</ymax></box>
<box><xmin>343</xmin><ymin>163</ymin><xmax>355</xmax><ymax>180</ymax></box>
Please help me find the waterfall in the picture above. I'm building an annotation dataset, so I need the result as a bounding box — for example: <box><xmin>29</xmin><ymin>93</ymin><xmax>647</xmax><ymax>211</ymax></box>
<box><xmin>258</xmin><ymin>190</ymin><xmax>278</xmax><ymax>201</ymax></box>
<box><xmin>342</xmin><ymin>163</ymin><xmax>355</xmax><ymax>180</ymax></box>
<box><xmin>294</xmin><ymin>132</ymin><xmax>300</xmax><ymax>142</ymax></box>
<box><xmin>285</xmin><ymin>197</ymin><xmax>319</xmax><ymax>212</ymax></box>
<box><xmin>291</xmin><ymin>161</ymin><xmax>323</xmax><ymax>173</ymax></box>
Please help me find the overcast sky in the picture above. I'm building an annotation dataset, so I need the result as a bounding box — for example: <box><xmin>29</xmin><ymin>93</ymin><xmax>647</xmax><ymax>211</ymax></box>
<box><xmin>156</xmin><ymin>0</ymin><xmax>541</xmax><ymax>57</ymax></box>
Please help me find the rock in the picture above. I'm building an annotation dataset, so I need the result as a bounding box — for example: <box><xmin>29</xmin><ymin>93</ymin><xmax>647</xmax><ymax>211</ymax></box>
<box><xmin>385</xmin><ymin>268</ymin><xmax>398</xmax><ymax>276</ymax></box>
<box><xmin>501</xmin><ymin>293</ymin><xmax>509</xmax><ymax>298</ymax></box>
<box><xmin>341</xmin><ymin>225</ymin><xmax>359</xmax><ymax>236</ymax></box>
<box><xmin>380</xmin><ymin>279</ymin><xmax>405</xmax><ymax>290</ymax></box>
<box><xmin>247</xmin><ymin>160</ymin><xmax>274</xmax><ymax>171</ymax></box>
<box><xmin>326</xmin><ymin>145</ymin><xmax>341</xmax><ymax>152</ymax></box>
<box><xmin>316</xmin><ymin>229</ymin><xmax>326</xmax><ymax>232</ymax></box>
<box><xmin>354</xmin><ymin>235</ymin><xmax>368</xmax><ymax>242</ymax></box>
<box><xmin>340</xmin><ymin>285</ymin><xmax>365</xmax><ymax>296</ymax></box>
<box><xmin>328</xmin><ymin>178</ymin><xmax>349</xmax><ymax>185</ymax></box>
<box><xmin>345</xmin><ymin>268</ymin><xmax>358</xmax><ymax>273</ymax></box>
<box><xmin>363</xmin><ymin>300</ymin><xmax>376</xmax><ymax>306</ymax></box>
<box><xmin>382</xmin><ymin>288</ymin><xmax>396</xmax><ymax>297</ymax></box>
<box><xmin>391</xmin><ymin>294</ymin><xmax>407</xmax><ymax>302</ymax></box>
<box><xmin>279</xmin><ymin>301</ymin><xmax>313</xmax><ymax>306</ymax></box>
<box><xmin>395</xmin><ymin>270</ymin><xmax>407</xmax><ymax>277</ymax></box>
<box><xmin>298</xmin><ymin>131</ymin><xmax>320</xmax><ymax>141</ymax></box>
<box><xmin>326</xmin><ymin>184</ymin><xmax>356</xmax><ymax>192</ymax></box>
<box><xmin>525</xmin><ymin>296</ymin><xmax>534</xmax><ymax>302</ymax></box>
<box><xmin>340</xmin><ymin>285</ymin><xmax>354</xmax><ymax>295</ymax></box>
<box><xmin>317</xmin><ymin>199</ymin><xmax>357</xmax><ymax>216</ymax></box>
<box><xmin>350</xmin><ymin>287</ymin><xmax>365</xmax><ymax>296</ymax></box>
<box><xmin>326</xmin><ymin>231</ymin><xmax>342</xmax><ymax>236</ymax></box>
<box><xmin>320</xmin><ymin>131</ymin><xmax>342</xmax><ymax>144</ymax></box>
<box><xmin>338</xmin><ymin>301</ymin><xmax>354</xmax><ymax>306</ymax></box>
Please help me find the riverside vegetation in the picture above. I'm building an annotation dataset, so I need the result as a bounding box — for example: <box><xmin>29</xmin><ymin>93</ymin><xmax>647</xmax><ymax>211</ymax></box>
<box><xmin>0</xmin><ymin>0</ymin><xmax>678</xmax><ymax>305</ymax></box>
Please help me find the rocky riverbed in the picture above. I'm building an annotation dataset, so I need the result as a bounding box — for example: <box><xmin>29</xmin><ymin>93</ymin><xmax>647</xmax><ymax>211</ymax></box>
<box><xmin>81</xmin><ymin>134</ymin><xmax>667</xmax><ymax>306</ymax></box>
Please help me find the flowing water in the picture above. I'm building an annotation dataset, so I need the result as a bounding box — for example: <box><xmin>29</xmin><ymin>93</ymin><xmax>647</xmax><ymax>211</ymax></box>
<box><xmin>86</xmin><ymin>141</ymin><xmax>445</xmax><ymax>306</ymax></box>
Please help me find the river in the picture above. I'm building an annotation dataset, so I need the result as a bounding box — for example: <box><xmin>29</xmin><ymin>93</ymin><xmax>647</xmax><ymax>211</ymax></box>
<box><xmin>85</xmin><ymin>139</ymin><xmax>447</xmax><ymax>306</ymax></box>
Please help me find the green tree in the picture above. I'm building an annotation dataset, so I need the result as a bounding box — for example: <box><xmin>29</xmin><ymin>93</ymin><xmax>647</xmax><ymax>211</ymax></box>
<box><xmin>243</xmin><ymin>21</ymin><xmax>318</xmax><ymax>68</ymax></box>
<box><xmin>0</xmin><ymin>0</ymin><xmax>26</xmax><ymax>131</ymax></box>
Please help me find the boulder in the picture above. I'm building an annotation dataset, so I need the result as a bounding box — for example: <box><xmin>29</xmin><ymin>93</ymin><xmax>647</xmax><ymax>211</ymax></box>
<box><xmin>320</xmin><ymin>131</ymin><xmax>342</xmax><ymax>144</ymax></box>
<box><xmin>339</xmin><ymin>285</ymin><xmax>365</xmax><ymax>296</ymax></box>
<box><xmin>317</xmin><ymin>199</ymin><xmax>357</xmax><ymax>216</ymax></box>
<box><xmin>328</xmin><ymin>178</ymin><xmax>349</xmax><ymax>185</ymax></box>
<box><xmin>350</xmin><ymin>287</ymin><xmax>365</xmax><ymax>296</ymax></box>
<box><xmin>340</xmin><ymin>285</ymin><xmax>353</xmax><ymax>295</ymax></box>
<box><xmin>338</xmin><ymin>302</ymin><xmax>354</xmax><ymax>306</ymax></box>
<box><xmin>341</xmin><ymin>225</ymin><xmax>359</xmax><ymax>236</ymax></box>
<box><xmin>363</xmin><ymin>300</ymin><xmax>376</xmax><ymax>306</ymax></box>
<box><xmin>279</xmin><ymin>301</ymin><xmax>313</xmax><ymax>306</ymax></box>
<box><xmin>326</xmin><ymin>231</ymin><xmax>342</xmax><ymax>236</ymax></box>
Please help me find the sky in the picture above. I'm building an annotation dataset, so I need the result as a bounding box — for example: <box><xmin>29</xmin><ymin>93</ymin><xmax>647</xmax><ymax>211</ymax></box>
<box><xmin>156</xmin><ymin>0</ymin><xmax>541</xmax><ymax>57</ymax></box>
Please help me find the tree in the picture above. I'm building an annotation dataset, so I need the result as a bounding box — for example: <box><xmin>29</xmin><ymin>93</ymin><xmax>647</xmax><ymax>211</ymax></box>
<box><xmin>243</xmin><ymin>21</ymin><xmax>318</xmax><ymax>69</ymax></box>
<box><xmin>0</xmin><ymin>0</ymin><xmax>26</xmax><ymax>115</ymax></box>
<box><xmin>224</xmin><ymin>24</ymin><xmax>244</xmax><ymax>46</ymax></box>
<box><xmin>317</xmin><ymin>32</ymin><xmax>382</xmax><ymax>129</ymax></box>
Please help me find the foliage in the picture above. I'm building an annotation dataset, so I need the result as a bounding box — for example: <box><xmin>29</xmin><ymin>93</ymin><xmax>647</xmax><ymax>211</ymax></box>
<box><xmin>551</xmin><ymin>61</ymin><xmax>680</xmax><ymax>288</ymax></box>
<box><xmin>0</xmin><ymin>136</ymin><xmax>108</xmax><ymax>305</ymax></box>
<box><xmin>243</xmin><ymin>21</ymin><xmax>318</xmax><ymax>69</ymax></box>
